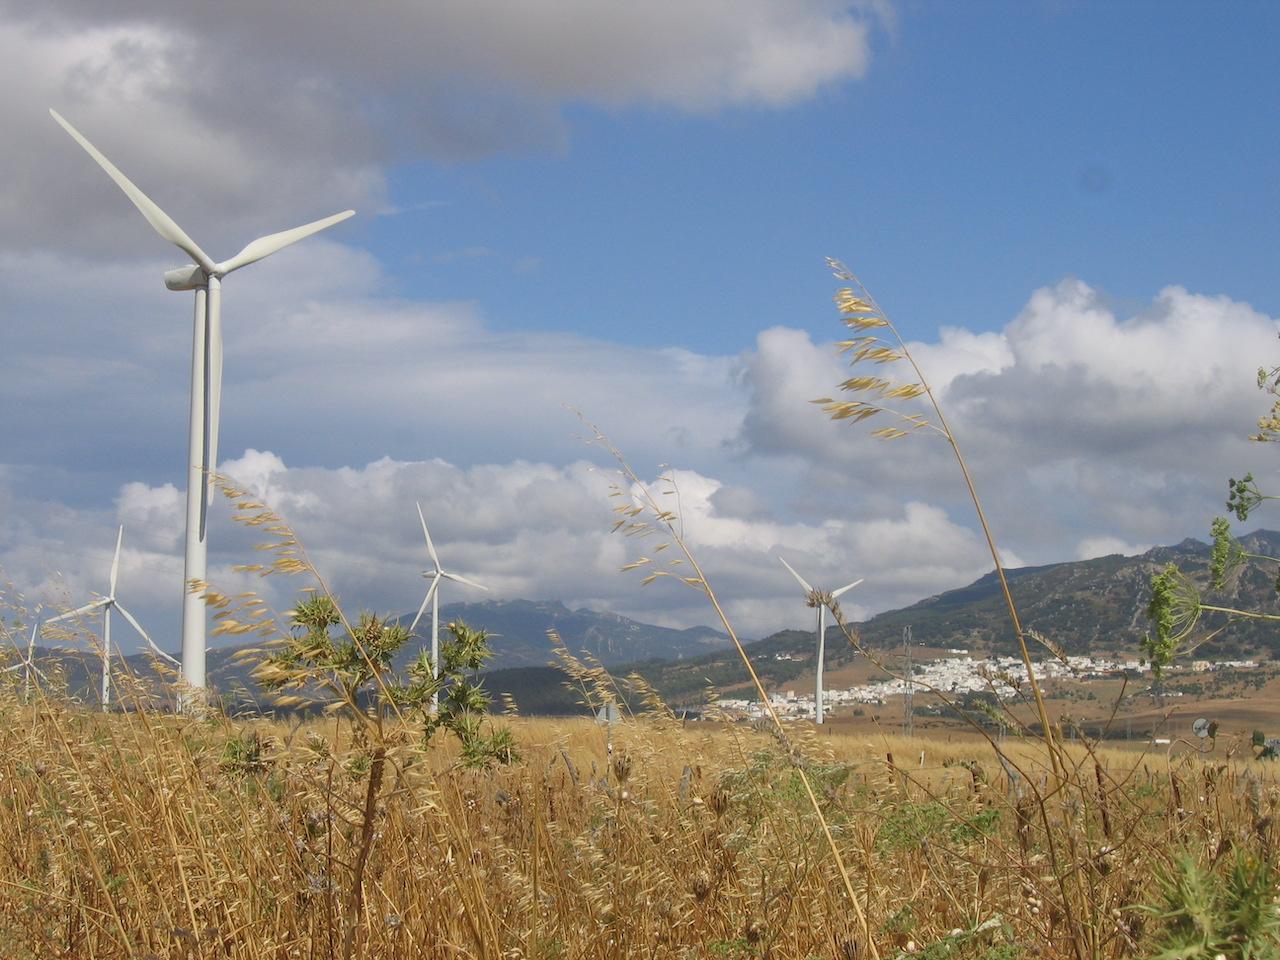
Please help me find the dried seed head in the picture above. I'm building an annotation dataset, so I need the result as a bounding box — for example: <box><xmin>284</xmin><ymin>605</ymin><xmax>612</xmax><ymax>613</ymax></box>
<box><xmin>691</xmin><ymin>869</ymin><xmax>713</xmax><ymax>900</ymax></box>
<box><xmin>708</xmin><ymin>785</ymin><xmax>730</xmax><ymax>818</ymax></box>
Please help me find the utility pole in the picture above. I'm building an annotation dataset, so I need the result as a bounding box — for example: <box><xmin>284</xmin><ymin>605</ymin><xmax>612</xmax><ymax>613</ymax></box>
<box><xmin>903</xmin><ymin>625</ymin><xmax>914</xmax><ymax>738</ymax></box>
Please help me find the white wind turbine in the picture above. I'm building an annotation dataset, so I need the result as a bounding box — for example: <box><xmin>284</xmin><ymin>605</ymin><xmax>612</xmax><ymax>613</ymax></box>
<box><xmin>778</xmin><ymin>556</ymin><xmax>863</xmax><ymax>725</ymax></box>
<box><xmin>50</xmin><ymin>109</ymin><xmax>355</xmax><ymax>703</ymax></box>
<box><xmin>3</xmin><ymin>619</ymin><xmax>51</xmax><ymax>703</ymax></box>
<box><xmin>33</xmin><ymin>526</ymin><xmax>177</xmax><ymax>709</ymax></box>
<box><xmin>410</xmin><ymin>503</ymin><xmax>489</xmax><ymax>710</ymax></box>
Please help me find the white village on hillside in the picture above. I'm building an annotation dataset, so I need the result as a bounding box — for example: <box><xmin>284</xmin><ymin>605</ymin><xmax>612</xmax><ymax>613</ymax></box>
<box><xmin>716</xmin><ymin>653</ymin><xmax>1260</xmax><ymax>721</ymax></box>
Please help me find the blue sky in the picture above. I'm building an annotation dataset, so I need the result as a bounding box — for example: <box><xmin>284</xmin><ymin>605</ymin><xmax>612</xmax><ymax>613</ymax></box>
<box><xmin>376</xmin><ymin>2</ymin><xmax>1280</xmax><ymax>354</ymax></box>
<box><xmin>2</xmin><ymin>1</ymin><xmax>1279</xmax><ymax>653</ymax></box>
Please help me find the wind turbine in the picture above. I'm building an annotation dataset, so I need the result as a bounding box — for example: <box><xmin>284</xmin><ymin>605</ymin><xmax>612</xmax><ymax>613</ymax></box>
<box><xmin>50</xmin><ymin>109</ymin><xmax>355</xmax><ymax>704</ymax></box>
<box><xmin>36</xmin><ymin>526</ymin><xmax>177</xmax><ymax>709</ymax></box>
<box><xmin>3</xmin><ymin>619</ymin><xmax>51</xmax><ymax>703</ymax></box>
<box><xmin>410</xmin><ymin>503</ymin><xmax>488</xmax><ymax>710</ymax></box>
<box><xmin>778</xmin><ymin>556</ymin><xmax>863</xmax><ymax>725</ymax></box>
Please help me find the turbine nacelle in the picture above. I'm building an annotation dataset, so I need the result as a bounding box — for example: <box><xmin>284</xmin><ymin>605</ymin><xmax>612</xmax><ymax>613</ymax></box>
<box><xmin>162</xmin><ymin>209</ymin><xmax>357</xmax><ymax>291</ymax></box>
<box><xmin>165</xmin><ymin>264</ymin><xmax>207</xmax><ymax>291</ymax></box>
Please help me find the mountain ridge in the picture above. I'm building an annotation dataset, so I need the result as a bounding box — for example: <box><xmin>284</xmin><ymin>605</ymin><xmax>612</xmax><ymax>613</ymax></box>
<box><xmin>16</xmin><ymin>530</ymin><xmax>1280</xmax><ymax>711</ymax></box>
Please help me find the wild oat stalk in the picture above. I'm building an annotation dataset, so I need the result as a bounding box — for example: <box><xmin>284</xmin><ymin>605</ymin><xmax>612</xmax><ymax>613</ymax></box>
<box><xmin>814</xmin><ymin>259</ymin><xmax>1062</xmax><ymax>781</ymax></box>
<box><xmin>578</xmin><ymin>411</ymin><xmax>881</xmax><ymax>959</ymax></box>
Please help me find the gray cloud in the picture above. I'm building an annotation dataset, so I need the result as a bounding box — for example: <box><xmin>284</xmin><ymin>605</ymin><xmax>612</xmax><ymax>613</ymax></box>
<box><xmin>738</xmin><ymin>278</ymin><xmax>1280</xmax><ymax>563</ymax></box>
<box><xmin>0</xmin><ymin>2</ymin><xmax>878</xmax><ymax>254</ymax></box>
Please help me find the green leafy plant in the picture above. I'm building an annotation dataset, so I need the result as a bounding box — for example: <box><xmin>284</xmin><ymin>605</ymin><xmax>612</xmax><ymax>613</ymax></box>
<box><xmin>1140</xmin><ymin>852</ymin><xmax>1280</xmax><ymax>960</ymax></box>
<box><xmin>219</xmin><ymin>728</ymin><xmax>268</xmax><ymax>777</ymax></box>
<box><xmin>210</xmin><ymin>482</ymin><xmax>517</xmax><ymax>959</ymax></box>
<box><xmin>396</xmin><ymin>619</ymin><xmax>521</xmax><ymax>768</ymax></box>
<box><xmin>256</xmin><ymin>599</ymin><xmax>517</xmax><ymax>768</ymax></box>
<box><xmin>1251</xmin><ymin>729</ymin><xmax>1278</xmax><ymax>761</ymax></box>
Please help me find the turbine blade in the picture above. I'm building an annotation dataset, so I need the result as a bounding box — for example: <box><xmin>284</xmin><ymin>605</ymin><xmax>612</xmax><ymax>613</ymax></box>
<box><xmin>116</xmin><ymin>604</ymin><xmax>179</xmax><ymax>665</ymax></box>
<box><xmin>49</xmin><ymin>110</ymin><xmax>216</xmax><ymax>273</ymax></box>
<box><xmin>216</xmin><ymin>210</ymin><xmax>355</xmax><ymax>275</ymax></box>
<box><xmin>831</xmin><ymin>577</ymin><xmax>864</xmax><ymax>599</ymax></box>
<box><xmin>109</xmin><ymin>525</ymin><xmax>124</xmax><ymax>595</ymax></box>
<box><xmin>777</xmin><ymin>556</ymin><xmax>813</xmax><ymax>594</ymax></box>
<box><xmin>409</xmin><ymin>576</ymin><xmax>441</xmax><ymax>633</ymax></box>
<box><xmin>43</xmin><ymin>599</ymin><xmax>109</xmax><ymax>624</ymax></box>
<box><xmin>443</xmin><ymin>571</ymin><xmax>489</xmax><ymax>591</ymax></box>
<box><xmin>416</xmin><ymin>502</ymin><xmax>441</xmax><ymax>570</ymax></box>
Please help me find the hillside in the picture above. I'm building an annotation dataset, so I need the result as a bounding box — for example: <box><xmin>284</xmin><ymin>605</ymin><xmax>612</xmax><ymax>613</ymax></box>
<box><xmin>12</xmin><ymin>596</ymin><xmax>731</xmax><ymax>708</ymax></box>
<box><xmin>596</xmin><ymin>530</ymin><xmax>1280</xmax><ymax>709</ymax></box>
<box><xmin>390</xmin><ymin>598</ymin><xmax>731</xmax><ymax>667</ymax></box>
<box><xmin>17</xmin><ymin>531</ymin><xmax>1280</xmax><ymax>713</ymax></box>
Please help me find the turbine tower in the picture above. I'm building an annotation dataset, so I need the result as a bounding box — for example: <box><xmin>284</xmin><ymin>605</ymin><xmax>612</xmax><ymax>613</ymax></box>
<box><xmin>51</xmin><ymin>110</ymin><xmax>354</xmax><ymax>703</ymax></box>
<box><xmin>410</xmin><ymin>503</ymin><xmax>489</xmax><ymax>710</ymax></box>
<box><xmin>778</xmin><ymin>556</ymin><xmax>862</xmax><ymax>725</ymax></box>
<box><xmin>33</xmin><ymin>527</ymin><xmax>175</xmax><ymax>708</ymax></box>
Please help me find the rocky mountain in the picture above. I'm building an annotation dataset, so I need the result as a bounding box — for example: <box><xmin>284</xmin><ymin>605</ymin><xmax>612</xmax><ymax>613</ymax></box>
<box><xmin>389</xmin><ymin>598</ymin><xmax>731</xmax><ymax>667</ymax></box>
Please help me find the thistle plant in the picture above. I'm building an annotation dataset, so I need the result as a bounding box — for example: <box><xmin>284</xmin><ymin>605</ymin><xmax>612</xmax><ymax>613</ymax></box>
<box><xmin>252</xmin><ymin>587</ymin><xmax>517</xmax><ymax>768</ymax></box>
<box><xmin>1140</xmin><ymin>852</ymin><xmax>1280</xmax><ymax>960</ymax></box>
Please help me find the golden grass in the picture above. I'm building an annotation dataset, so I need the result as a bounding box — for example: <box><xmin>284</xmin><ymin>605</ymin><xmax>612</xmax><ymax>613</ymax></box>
<box><xmin>0</xmin><ymin>685</ymin><xmax>1277</xmax><ymax>959</ymax></box>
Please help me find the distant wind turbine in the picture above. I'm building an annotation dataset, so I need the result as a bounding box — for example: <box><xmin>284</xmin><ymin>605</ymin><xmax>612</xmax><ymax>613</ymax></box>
<box><xmin>3</xmin><ymin>619</ymin><xmax>51</xmax><ymax>702</ymax></box>
<box><xmin>50</xmin><ymin>109</ymin><xmax>355</xmax><ymax>705</ymax></box>
<box><xmin>778</xmin><ymin>556</ymin><xmax>863</xmax><ymax>725</ymax></box>
<box><xmin>410</xmin><ymin>503</ymin><xmax>488</xmax><ymax>710</ymax></box>
<box><xmin>34</xmin><ymin>526</ymin><xmax>177</xmax><ymax>709</ymax></box>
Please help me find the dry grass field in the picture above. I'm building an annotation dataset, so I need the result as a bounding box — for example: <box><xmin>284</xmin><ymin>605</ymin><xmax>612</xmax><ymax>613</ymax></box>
<box><xmin>5</xmin><ymin>281</ymin><xmax>1278</xmax><ymax>958</ymax></box>
<box><xmin>1</xmin><ymin>677</ymin><xmax>1277</xmax><ymax>960</ymax></box>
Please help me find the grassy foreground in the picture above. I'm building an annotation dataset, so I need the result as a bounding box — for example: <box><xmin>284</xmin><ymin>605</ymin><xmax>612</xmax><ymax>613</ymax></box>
<box><xmin>0</xmin><ymin>690</ymin><xmax>1277</xmax><ymax>960</ymax></box>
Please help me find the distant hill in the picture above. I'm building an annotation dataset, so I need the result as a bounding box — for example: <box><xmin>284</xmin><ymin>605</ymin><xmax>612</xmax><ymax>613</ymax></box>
<box><xmin>597</xmin><ymin>530</ymin><xmax>1280</xmax><ymax>708</ymax></box>
<box><xmin>10</xmin><ymin>596</ymin><xmax>731</xmax><ymax>709</ymax></box>
<box><xmin>388</xmin><ymin>598</ymin><xmax>731</xmax><ymax>667</ymax></box>
<box><xmin>16</xmin><ymin>531</ymin><xmax>1280</xmax><ymax>713</ymax></box>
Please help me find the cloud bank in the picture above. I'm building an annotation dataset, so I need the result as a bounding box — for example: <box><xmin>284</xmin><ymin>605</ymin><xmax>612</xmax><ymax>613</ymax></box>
<box><xmin>3</xmin><ymin>269</ymin><xmax>1276</xmax><ymax>652</ymax></box>
<box><xmin>0</xmin><ymin>2</ymin><xmax>879</xmax><ymax>253</ymax></box>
